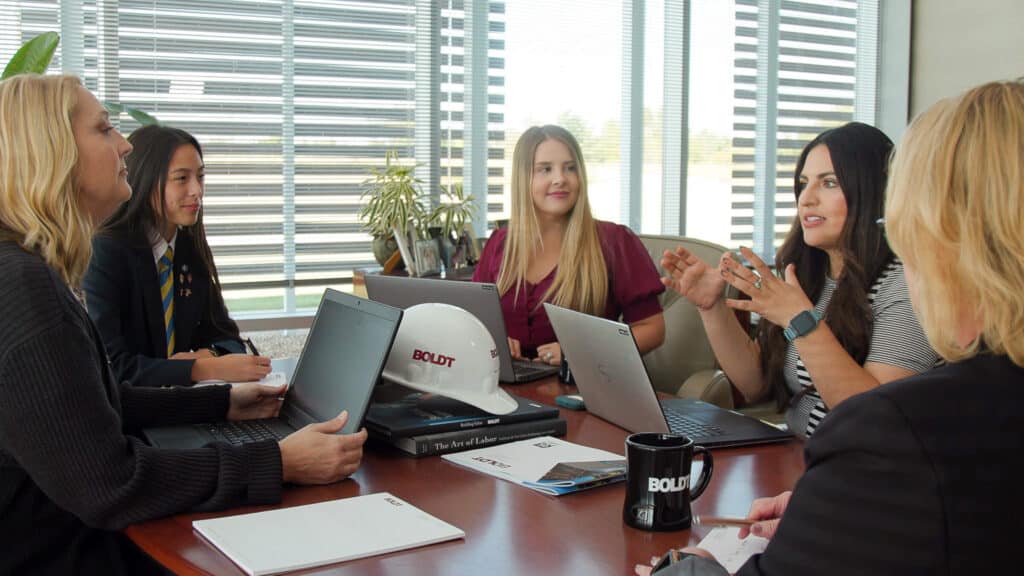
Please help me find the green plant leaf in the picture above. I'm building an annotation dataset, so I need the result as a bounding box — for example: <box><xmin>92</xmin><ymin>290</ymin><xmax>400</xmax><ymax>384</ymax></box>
<box><xmin>2</xmin><ymin>32</ymin><xmax>59</xmax><ymax>80</ymax></box>
<box><xmin>127</xmin><ymin>108</ymin><xmax>159</xmax><ymax>125</ymax></box>
<box><xmin>103</xmin><ymin>101</ymin><xmax>160</xmax><ymax>126</ymax></box>
<box><xmin>359</xmin><ymin>150</ymin><xmax>429</xmax><ymax>238</ymax></box>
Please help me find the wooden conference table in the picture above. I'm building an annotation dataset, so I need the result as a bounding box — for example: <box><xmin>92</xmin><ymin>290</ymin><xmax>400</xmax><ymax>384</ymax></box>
<box><xmin>126</xmin><ymin>377</ymin><xmax>804</xmax><ymax>575</ymax></box>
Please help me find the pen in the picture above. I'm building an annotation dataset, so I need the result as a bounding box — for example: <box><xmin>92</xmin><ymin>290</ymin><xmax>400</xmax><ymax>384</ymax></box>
<box><xmin>692</xmin><ymin>515</ymin><xmax>755</xmax><ymax>528</ymax></box>
<box><xmin>244</xmin><ymin>338</ymin><xmax>261</xmax><ymax>357</ymax></box>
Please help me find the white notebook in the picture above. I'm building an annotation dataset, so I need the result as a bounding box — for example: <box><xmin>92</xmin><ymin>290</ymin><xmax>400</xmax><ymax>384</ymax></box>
<box><xmin>193</xmin><ymin>492</ymin><xmax>464</xmax><ymax>576</ymax></box>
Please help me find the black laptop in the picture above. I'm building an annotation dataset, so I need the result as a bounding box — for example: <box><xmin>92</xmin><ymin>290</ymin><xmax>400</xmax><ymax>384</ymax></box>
<box><xmin>364</xmin><ymin>275</ymin><xmax>558</xmax><ymax>383</ymax></box>
<box><xmin>544</xmin><ymin>303</ymin><xmax>792</xmax><ymax>448</ymax></box>
<box><xmin>143</xmin><ymin>289</ymin><xmax>402</xmax><ymax>449</ymax></box>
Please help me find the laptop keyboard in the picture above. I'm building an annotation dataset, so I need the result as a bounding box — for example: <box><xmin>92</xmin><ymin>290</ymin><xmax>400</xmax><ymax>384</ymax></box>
<box><xmin>512</xmin><ymin>359</ymin><xmax>557</xmax><ymax>379</ymax></box>
<box><xmin>664</xmin><ymin>412</ymin><xmax>725</xmax><ymax>438</ymax></box>
<box><xmin>203</xmin><ymin>420</ymin><xmax>289</xmax><ymax>446</ymax></box>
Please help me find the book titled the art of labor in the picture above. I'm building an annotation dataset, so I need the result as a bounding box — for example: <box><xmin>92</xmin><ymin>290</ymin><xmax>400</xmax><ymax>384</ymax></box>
<box><xmin>192</xmin><ymin>492</ymin><xmax>464</xmax><ymax>576</ymax></box>
<box><xmin>385</xmin><ymin>416</ymin><xmax>568</xmax><ymax>457</ymax></box>
<box><xmin>441</xmin><ymin>436</ymin><xmax>627</xmax><ymax>496</ymax></box>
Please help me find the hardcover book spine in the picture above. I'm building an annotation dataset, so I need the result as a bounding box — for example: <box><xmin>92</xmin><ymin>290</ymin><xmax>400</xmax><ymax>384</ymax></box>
<box><xmin>367</xmin><ymin>402</ymin><xmax>559</xmax><ymax>438</ymax></box>
<box><xmin>393</xmin><ymin>418</ymin><xmax>567</xmax><ymax>457</ymax></box>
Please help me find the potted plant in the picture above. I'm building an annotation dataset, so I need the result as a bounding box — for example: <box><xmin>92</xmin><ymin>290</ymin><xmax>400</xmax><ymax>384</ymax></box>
<box><xmin>430</xmin><ymin>183</ymin><xmax>475</xmax><ymax>241</ymax></box>
<box><xmin>428</xmin><ymin>183</ymin><xmax>476</xmax><ymax>269</ymax></box>
<box><xmin>359</xmin><ymin>150</ymin><xmax>429</xmax><ymax>266</ymax></box>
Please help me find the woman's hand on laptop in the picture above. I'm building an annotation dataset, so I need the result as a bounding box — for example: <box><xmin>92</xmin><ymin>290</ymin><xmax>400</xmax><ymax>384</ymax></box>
<box><xmin>279</xmin><ymin>410</ymin><xmax>368</xmax><ymax>485</ymax></box>
<box><xmin>227</xmin><ymin>382</ymin><xmax>287</xmax><ymax>421</ymax></box>
<box><xmin>534</xmin><ymin>342</ymin><xmax>561</xmax><ymax>366</ymax></box>
<box><xmin>192</xmin><ymin>354</ymin><xmax>273</xmax><ymax>383</ymax></box>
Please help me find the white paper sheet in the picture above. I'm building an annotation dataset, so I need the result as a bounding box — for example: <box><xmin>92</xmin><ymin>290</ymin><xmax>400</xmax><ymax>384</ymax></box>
<box><xmin>697</xmin><ymin>526</ymin><xmax>769</xmax><ymax>574</ymax></box>
<box><xmin>197</xmin><ymin>371</ymin><xmax>288</xmax><ymax>388</ymax></box>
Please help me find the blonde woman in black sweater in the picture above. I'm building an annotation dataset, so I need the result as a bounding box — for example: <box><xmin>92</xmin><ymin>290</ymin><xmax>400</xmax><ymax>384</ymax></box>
<box><xmin>0</xmin><ymin>75</ymin><xmax>367</xmax><ymax>574</ymax></box>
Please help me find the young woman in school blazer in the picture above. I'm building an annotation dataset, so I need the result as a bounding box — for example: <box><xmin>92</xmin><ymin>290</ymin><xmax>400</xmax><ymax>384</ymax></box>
<box><xmin>661</xmin><ymin>122</ymin><xmax>938</xmax><ymax>438</ymax></box>
<box><xmin>473</xmin><ymin>125</ymin><xmax>666</xmax><ymax>366</ymax></box>
<box><xmin>642</xmin><ymin>78</ymin><xmax>1024</xmax><ymax>576</ymax></box>
<box><xmin>84</xmin><ymin>124</ymin><xmax>270</xmax><ymax>387</ymax></box>
<box><xmin>0</xmin><ymin>74</ymin><xmax>367</xmax><ymax>575</ymax></box>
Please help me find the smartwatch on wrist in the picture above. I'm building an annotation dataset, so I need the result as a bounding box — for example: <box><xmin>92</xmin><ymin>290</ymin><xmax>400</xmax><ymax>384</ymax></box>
<box><xmin>784</xmin><ymin>309</ymin><xmax>823</xmax><ymax>342</ymax></box>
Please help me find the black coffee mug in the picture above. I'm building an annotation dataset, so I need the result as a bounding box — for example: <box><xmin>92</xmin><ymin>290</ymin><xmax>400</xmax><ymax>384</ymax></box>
<box><xmin>622</xmin><ymin>432</ymin><xmax>714</xmax><ymax>531</ymax></box>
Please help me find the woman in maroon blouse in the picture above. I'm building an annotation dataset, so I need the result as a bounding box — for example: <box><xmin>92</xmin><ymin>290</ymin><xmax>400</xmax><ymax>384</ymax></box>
<box><xmin>473</xmin><ymin>125</ymin><xmax>665</xmax><ymax>366</ymax></box>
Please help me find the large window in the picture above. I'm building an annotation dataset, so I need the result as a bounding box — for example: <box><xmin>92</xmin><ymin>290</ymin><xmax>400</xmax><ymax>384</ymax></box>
<box><xmin>2</xmin><ymin>0</ymin><xmax>893</xmax><ymax>319</ymax></box>
<box><xmin>1</xmin><ymin>0</ymin><xmax>506</xmax><ymax>316</ymax></box>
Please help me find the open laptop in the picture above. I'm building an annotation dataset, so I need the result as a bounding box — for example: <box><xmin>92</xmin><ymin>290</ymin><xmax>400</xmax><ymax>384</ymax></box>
<box><xmin>144</xmin><ymin>289</ymin><xmax>402</xmax><ymax>449</ymax></box>
<box><xmin>364</xmin><ymin>275</ymin><xmax>559</xmax><ymax>383</ymax></box>
<box><xmin>544</xmin><ymin>303</ymin><xmax>791</xmax><ymax>448</ymax></box>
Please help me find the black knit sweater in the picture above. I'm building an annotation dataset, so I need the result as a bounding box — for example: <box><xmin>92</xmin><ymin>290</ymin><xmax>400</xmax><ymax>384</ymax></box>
<box><xmin>0</xmin><ymin>240</ymin><xmax>283</xmax><ymax>574</ymax></box>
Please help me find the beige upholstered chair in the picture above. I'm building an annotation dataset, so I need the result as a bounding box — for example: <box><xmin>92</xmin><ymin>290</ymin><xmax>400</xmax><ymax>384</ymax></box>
<box><xmin>637</xmin><ymin>234</ymin><xmax>738</xmax><ymax>408</ymax></box>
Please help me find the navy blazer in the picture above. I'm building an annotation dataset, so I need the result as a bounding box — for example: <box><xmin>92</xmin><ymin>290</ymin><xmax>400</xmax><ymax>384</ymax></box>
<box><xmin>83</xmin><ymin>229</ymin><xmax>243</xmax><ymax>387</ymax></box>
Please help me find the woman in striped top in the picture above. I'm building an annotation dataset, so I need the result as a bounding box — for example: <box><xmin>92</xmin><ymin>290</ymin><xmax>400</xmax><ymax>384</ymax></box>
<box><xmin>662</xmin><ymin>122</ymin><xmax>938</xmax><ymax>437</ymax></box>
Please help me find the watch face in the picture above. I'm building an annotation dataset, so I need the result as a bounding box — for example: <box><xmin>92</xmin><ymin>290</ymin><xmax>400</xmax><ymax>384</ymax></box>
<box><xmin>791</xmin><ymin>310</ymin><xmax>818</xmax><ymax>334</ymax></box>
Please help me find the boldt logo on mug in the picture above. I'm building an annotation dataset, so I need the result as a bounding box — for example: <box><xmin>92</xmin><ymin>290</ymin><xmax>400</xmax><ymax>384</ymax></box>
<box><xmin>623</xmin><ymin>433</ymin><xmax>714</xmax><ymax>532</ymax></box>
<box><xmin>648</xmin><ymin>475</ymin><xmax>690</xmax><ymax>493</ymax></box>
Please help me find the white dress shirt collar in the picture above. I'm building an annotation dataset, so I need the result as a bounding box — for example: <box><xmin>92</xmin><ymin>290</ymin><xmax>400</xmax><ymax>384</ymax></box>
<box><xmin>150</xmin><ymin>227</ymin><xmax>178</xmax><ymax>268</ymax></box>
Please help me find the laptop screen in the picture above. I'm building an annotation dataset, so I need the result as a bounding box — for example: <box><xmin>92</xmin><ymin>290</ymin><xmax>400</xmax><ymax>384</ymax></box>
<box><xmin>285</xmin><ymin>290</ymin><xmax>402</xmax><ymax>434</ymax></box>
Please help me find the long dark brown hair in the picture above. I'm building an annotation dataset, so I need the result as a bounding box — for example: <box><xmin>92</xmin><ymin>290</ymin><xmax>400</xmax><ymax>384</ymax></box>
<box><xmin>758</xmin><ymin>122</ymin><xmax>894</xmax><ymax>409</ymax></box>
<box><xmin>100</xmin><ymin>124</ymin><xmax>239</xmax><ymax>340</ymax></box>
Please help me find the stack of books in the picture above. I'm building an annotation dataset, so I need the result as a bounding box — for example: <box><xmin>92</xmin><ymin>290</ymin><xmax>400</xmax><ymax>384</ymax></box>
<box><xmin>365</xmin><ymin>390</ymin><xmax>566</xmax><ymax>457</ymax></box>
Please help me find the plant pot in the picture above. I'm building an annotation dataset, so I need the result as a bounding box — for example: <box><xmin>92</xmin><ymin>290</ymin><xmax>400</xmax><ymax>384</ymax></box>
<box><xmin>428</xmin><ymin>227</ymin><xmax>456</xmax><ymax>270</ymax></box>
<box><xmin>371</xmin><ymin>234</ymin><xmax>399</xmax><ymax>266</ymax></box>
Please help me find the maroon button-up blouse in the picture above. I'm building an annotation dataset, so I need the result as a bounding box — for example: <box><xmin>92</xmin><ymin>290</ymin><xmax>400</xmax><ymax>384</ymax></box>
<box><xmin>473</xmin><ymin>221</ymin><xmax>664</xmax><ymax>357</ymax></box>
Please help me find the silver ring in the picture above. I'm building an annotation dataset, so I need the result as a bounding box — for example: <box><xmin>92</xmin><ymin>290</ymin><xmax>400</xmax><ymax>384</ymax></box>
<box><xmin>543</xmin><ymin>352</ymin><xmax>554</xmax><ymax>361</ymax></box>
<box><xmin>753</xmin><ymin>278</ymin><xmax>763</xmax><ymax>290</ymax></box>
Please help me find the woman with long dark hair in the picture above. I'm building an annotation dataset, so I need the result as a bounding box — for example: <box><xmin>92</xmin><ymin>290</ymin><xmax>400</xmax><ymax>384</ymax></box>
<box><xmin>641</xmin><ymin>78</ymin><xmax>1024</xmax><ymax>576</ymax></box>
<box><xmin>84</xmin><ymin>124</ymin><xmax>270</xmax><ymax>387</ymax></box>
<box><xmin>661</xmin><ymin>122</ymin><xmax>938</xmax><ymax>437</ymax></box>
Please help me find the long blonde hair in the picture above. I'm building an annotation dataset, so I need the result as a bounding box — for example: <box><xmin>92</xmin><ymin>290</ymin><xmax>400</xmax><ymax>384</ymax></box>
<box><xmin>0</xmin><ymin>74</ymin><xmax>92</xmax><ymax>287</ymax></box>
<box><xmin>886</xmin><ymin>80</ymin><xmax>1024</xmax><ymax>365</ymax></box>
<box><xmin>497</xmin><ymin>125</ymin><xmax>608</xmax><ymax>316</ymax></box>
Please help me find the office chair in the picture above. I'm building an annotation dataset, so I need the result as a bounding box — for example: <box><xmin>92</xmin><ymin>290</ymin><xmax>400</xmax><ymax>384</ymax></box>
<box><xmin>637</xmin><ymin>234</ymin><xmax>740</xmax><ymax>409</ymax></box>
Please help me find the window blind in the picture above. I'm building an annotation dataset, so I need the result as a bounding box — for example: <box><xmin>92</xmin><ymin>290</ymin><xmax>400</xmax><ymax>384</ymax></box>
<box><xmin>1</xmin><ymin>0</ymin><xmax>506</xmax><ymax>315</ymax></box>
<box><xmin>1</xmin><ymin>0</ymin><xmax>890</xmax><ymax>316</ymax></box>
<box><xmin>731</xmin><ymin>0</ymin><xmax>872</xmax><ymax>255</ymax></box>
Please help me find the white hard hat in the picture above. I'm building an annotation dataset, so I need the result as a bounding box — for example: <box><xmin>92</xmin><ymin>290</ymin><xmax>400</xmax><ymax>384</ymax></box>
<box><xmin>382</xmin><ymin>302</ymin><xmax>518</xmax><ymax>415</ymax></box>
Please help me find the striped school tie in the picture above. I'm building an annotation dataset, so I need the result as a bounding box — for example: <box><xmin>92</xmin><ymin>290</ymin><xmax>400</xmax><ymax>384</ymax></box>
<box><xmin>158</xmin><ymin>246</ymin><xmax>176</xmax><ymax>357</ymax></box>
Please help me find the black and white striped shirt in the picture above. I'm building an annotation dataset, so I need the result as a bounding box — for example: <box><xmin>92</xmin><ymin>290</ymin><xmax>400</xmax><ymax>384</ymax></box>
<box><xmin>783</xmin><ymin>259</ymin><xmax>939</xmax><ymax>438</ymax></box>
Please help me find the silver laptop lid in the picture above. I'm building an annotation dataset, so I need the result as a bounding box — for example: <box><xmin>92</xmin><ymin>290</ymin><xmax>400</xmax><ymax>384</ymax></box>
<box><xmin>364</xmin><ymin>275</ymin><xmax>517</xmax><ymax>382</ymax></box>
<box><xmin>284</xmin><ymin>289</ymin><xmax>402</xmax><ymax>434</ymax></box>
<box><xmin>543</xmin><ymin>303</ymin><xmax>671</xmax><ymax>434</ymax></box>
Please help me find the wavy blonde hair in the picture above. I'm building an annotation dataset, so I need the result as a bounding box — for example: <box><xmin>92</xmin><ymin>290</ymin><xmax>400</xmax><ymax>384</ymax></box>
<box><xmin>0</xmin><ymin>74</ymin><xmax>92</xmax><ymax>287</ymax></box>
<box><xmin>497</xmin><ymin>125</ymin><xmax>608</xmax><ymax>316</ymax></box>
<box><xmin>886</xmin><ymin>80</ymin><xmax>1024</xmax><ymax>364</ymax></box>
